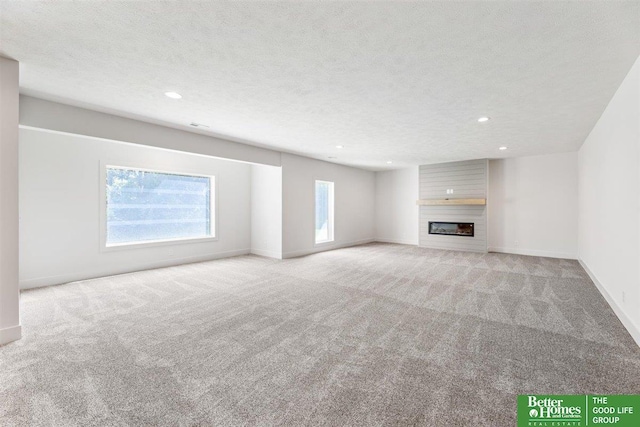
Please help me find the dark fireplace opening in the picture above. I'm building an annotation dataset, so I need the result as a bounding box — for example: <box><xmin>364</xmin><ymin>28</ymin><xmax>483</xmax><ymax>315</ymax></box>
<box><xmin>428</xmin><ymin>222</ymin><xmax>474</xmax><ymax>237</ymax></box>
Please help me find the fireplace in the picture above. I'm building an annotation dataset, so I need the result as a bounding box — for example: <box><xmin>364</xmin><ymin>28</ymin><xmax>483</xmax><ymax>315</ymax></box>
<box><xmin>428</xmin><ymin>222</ymin><xmax>474</xmax><ymax>237</ymax></box>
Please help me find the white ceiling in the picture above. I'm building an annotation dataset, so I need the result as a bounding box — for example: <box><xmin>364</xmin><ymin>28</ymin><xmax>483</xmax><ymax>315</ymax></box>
<box><xmin>1</xmin><ymin>1</ymin><xmax>638</xmax><ymax>170</ymax></box>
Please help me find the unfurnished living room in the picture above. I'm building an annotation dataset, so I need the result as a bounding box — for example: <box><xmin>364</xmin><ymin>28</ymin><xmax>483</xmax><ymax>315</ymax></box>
<box><xmin>1</xmin><ymin>1</ymin><xmax>639</xmax><ymax>426</ymax></box>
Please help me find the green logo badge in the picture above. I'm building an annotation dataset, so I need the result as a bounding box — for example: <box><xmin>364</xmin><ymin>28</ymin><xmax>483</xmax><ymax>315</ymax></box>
<box><xmin>518</xmin><ymin>395</ymin><xmax>640</xmax><ymax>426</ymax></box>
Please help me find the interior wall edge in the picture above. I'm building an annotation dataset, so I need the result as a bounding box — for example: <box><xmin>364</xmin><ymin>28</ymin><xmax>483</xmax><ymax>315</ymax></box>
<box><xmin>0</xmin><ymin>56</ymin><xmax>20</xmax><ymax>345</ymax></box>
<box><xmin>0</xmin><ymin>325</ymin><xmax>22</xmax><ymax>346</ymax></box>
<box><xmin>249</xmin><ymin>249</ymin><xmax>283</xmax><ymax>259</ymax></box>
<box><xmin>579</xmin><ymin>259</ymin><xmax>640</xmax><ymax>348</ymax></box>
<box><xmin>281</xmin><ymin>238</ymin><xmax>375</xmax><ymax>259</ymax></box>
<box><xmin>488</xmin><ymin>247</ymin><xmax>577</xmax><ymax>260</ymax></box>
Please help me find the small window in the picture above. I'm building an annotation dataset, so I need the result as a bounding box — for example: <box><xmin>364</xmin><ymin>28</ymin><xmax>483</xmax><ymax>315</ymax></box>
<box><xmin>315</xmin><ymin>180</ymin><xmax>334</xmax><ymax>244</ymax></box>
<box><xmin>106</xmin><ymin>166</ymin><xmax>214</xmax><ymax>246</ymax></box>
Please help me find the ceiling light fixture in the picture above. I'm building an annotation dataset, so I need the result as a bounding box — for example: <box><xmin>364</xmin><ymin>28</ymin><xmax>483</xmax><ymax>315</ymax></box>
<box><xmin>477</xmin><ymin>116</ymin><xmax>490</xmax><ymax>122</ymax></box>
<box><xmin>386</xmin><ymin>161</ymin><xmax>393</xmax><ymax>164</ymax></box>
<box><xmin>336</xmin><ymin>145</ymin><xmax>344</xmax><ymax>149</ymax></box>
<box><xmin>164</xmin><ymin>91</ymin><xmax>182</xmax><ymax>99</ymax></box>
<box><xmin>499</xmin><ymin>146</ymin><xmax>508</xmax><ymax>150</ymax></box>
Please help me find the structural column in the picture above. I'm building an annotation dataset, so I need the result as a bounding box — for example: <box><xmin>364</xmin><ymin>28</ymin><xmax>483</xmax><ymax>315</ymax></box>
<box><xmin>0</xmin><ymin>56</ymin><xmax>20</xmax><ymax>345</ymax></box>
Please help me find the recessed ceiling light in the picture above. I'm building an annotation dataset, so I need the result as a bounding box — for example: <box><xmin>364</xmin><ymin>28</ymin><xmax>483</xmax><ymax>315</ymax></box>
<box><xmin>336</xmin><ymin>145</ymin><xmax>344</xmax><ymax>149</ymax></box>
<box><xmin>386</xmin><ymin>161</ymin><xmax>393</xmax><ymax>164</ymax></box>
<box><xmin>477</xmin><ymin>116</ymin><xmax>490</xmax><ymax>122</ymax></box>
<box><xmin>164</xmin><ymin>91</ymin><xmax>182</xmax><ymax>99</ymax></box>
<box><xmin>499</xmin><ymin>146</ymin><xmax>508</xmax><ymax>150</ymax></box>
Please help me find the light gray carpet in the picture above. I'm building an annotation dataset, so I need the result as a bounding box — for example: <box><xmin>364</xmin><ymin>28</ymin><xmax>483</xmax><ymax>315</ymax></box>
<box><xmin>1</xmin><ymin>243</ymin><xmax>639</xmax><ymax>426</ymax></box>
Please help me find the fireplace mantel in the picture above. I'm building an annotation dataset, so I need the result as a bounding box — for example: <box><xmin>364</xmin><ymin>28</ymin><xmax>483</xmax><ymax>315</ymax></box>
<box><xmin>416</xmin><ymin>198</ymin><xmax>486</xmax><ymax>206</ymax></box>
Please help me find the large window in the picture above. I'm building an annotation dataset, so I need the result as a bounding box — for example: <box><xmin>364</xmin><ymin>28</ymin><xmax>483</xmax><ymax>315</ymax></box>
<box><xmin>315</xmin><ymin>180</ymin><xmax>334</xmax><ymax>244</ymax></box>
<box><xmin>105</xmin><ymin>166</ymin><xmax>214</xmax><ymax>246</ymax></box>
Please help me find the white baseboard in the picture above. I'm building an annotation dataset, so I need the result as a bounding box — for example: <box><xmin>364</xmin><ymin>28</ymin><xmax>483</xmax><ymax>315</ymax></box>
<box><xmin>578</xmin><ymin>259</ymin><xmax>640</xmax><ymax>348</ymax></box>
<box><xmin>420</xmin><ymin>243</ymin><xmax>488</xmax><ymax>253</ymax></box>
<box><xmin>0</xmin><ymin>324</ymin><xmax>22</xmax><ymax>346</ymax></box>
<box><xmin>250</xmin><ymin>248</ymin><xmax>282</xmax><ymax>259</ymax></box>
<box><xmin>20</xmin><ymin>248</ymin><xmax>252</xmax><ymax>290</ymax></box>
<box><xmin>282</xmin><ymin>238</ymin><xmax>375</xmax><ymax>259</ymax></box>
<box><xmin>489</xmin><ymin>246</ymin><xmax>576</xmax><ymax>260</ymax></box>
<box><xmin>375</xmin><ymin>238</ymin><xmax>418</xmax><ymax>246</ymax></box>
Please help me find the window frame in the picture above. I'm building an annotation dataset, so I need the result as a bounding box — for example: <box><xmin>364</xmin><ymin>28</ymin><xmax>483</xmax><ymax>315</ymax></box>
<box><xmin>100</xmin><ymin>162</ymin><xmax>218</xmax><ymax>251</ymax></box>
<box><xmin>314</xmin><ymin>179</ymin><xmax>335</xmax><ymax>246</ymax></box>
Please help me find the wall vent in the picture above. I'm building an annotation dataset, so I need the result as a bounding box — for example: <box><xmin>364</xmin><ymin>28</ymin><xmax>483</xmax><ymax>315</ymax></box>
<box><xmin>189</xmin><ymin>122</ymin><xmax>210</xmax><ymax>128</ymax></box>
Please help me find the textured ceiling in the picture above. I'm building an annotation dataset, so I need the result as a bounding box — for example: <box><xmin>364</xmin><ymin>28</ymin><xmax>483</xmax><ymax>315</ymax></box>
<box><xmin>1</xmin><ymin>1</ymin><xmax>639</xmax><ymax>170</ymax></box>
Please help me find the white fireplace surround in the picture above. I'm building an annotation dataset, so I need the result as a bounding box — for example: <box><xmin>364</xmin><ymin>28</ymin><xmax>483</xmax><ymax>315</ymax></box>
<box><xmin>418</xmin><ymin>159</ymin><xmax>488</xmax><ymax>253</ymax></box>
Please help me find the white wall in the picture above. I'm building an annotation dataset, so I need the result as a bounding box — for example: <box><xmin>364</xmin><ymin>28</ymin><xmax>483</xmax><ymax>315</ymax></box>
<box><xmin>18</xmin><ymin>97</ymin><xmax>381</xmax><ymax>282</ymax></box>
<box><xmin>489</xmin><ymin>152</ymin><xmax>578</xmax><ymax>259</ymax></box>
<box><xmin>578</xmin><ymin>56</ymin><xmax>640</xmax><ymax>345</ymax></box>
<box><xmin>374</xmin><ymin>167</ymin><xmax>419</xmax><ymax>245</ymax></box>
<box><xmin>19</xmin><ymin>127</ymin><xmax>252</xmax><ymax>289</ymax></box>
<box><xmin>281</xmin><ymin>153</ymin><xmax>375</xmax><ymax>258</ymax></box>
<box><xmin>251</xmin><ymin>164</ymin><xmax>282</xmax><ymax>258</ymax></box>
<box><xmin>0</xmin><ymin>57</ymin><xmax>21</xmax><ymax>345</ymax></box>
